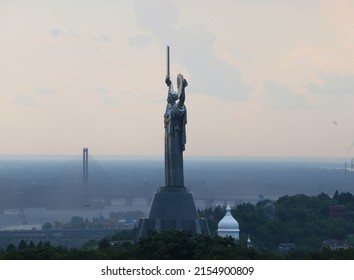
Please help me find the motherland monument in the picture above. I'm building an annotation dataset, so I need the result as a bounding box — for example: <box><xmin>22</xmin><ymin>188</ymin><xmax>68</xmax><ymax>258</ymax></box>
<box><xmin>136</xmin><ymin>46</ymin><xmax>210</xmax><ymax>240</ymax></box>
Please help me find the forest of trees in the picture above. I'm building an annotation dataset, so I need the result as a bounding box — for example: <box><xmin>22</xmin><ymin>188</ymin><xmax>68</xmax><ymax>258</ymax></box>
<box><xmin>200</xmin><ymin>191</ymin><xmax>354</xmax><ymax>250</ymax></box>
<box><xmin>2</xmin><ymin>230</ymin><xmax>354</xmax><ymax>260</ymax></box>
<box><xmin>1</xmin><ymin>191</ymin><xmax>354</xmax><ymax>259</ymax></box>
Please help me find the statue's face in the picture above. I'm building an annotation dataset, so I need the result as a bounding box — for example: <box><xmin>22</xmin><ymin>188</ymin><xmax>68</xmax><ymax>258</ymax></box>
<box><xmin>167</xmin><ymin>93</ymin><xmax>178</xmax><ymax>103</ymax></box>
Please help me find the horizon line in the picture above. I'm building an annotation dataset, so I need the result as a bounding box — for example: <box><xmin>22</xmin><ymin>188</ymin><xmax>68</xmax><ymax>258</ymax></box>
<box><xmin>0</xmin><ymin>154</ymin><xmax>351</xmax><ymax>162</ymax></box>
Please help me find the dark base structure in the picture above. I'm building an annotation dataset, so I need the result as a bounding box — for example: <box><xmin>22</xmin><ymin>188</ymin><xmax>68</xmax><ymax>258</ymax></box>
<box><xmin>136</xmin><ymin>187</ymin><xmax>209</xmax><ymax>241</ymax></box>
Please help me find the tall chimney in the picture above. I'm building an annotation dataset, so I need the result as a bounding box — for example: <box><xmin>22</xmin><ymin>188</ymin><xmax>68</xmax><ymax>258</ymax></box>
<box><xmin>83</xmin><ymin>148</ymin><xmax>88</xmax><ymax>193</ymax></box>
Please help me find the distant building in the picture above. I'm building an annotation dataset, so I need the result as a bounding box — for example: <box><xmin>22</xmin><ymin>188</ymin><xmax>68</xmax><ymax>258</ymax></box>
<box><xmin>279</xmin><ymin>243</ymin><xmax>296</xmax><ymax>252</ymax></box>
<box><xmin>322</xmin><ymin>239</ymin><xmax>349</xmax><ymax>250</ymax></box>
<box><xmin>217</xmin><ymin>205</ymin><xmax>240</xmax><ymax>240</ymax></box>
<box><xmin>329</xmin><ymin>205</ymin><xmax>347</xmax><ymax>218</ymax></box>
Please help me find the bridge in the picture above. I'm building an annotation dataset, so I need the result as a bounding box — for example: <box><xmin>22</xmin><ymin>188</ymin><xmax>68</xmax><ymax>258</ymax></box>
<box><xmin>0</xmin><ymin>228</ymin><xmax>126</xmax><ymax>240</ymax></box>
<box><xmin>87</xmin><ymin>194</ymin><xmax>279</xmax><ymax>209</ymax></box>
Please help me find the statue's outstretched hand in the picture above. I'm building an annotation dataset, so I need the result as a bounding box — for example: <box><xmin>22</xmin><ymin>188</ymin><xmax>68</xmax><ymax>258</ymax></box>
<box><xmin>165</xmin><ymin>77</ymin><xmax>171</xmax><ymax>86</ymax></box>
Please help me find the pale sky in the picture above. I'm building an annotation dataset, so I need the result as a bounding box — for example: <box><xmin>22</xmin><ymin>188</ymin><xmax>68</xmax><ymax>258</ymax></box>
<box><xmin>1</xmin><ymin>0</ymin><xmax>354</xmax><ymax>158</ymax></box>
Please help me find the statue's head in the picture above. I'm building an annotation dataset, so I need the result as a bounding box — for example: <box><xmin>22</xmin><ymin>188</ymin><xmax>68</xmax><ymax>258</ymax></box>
<box><xmin>167</xmin><ymin>92</ymin><xmax>178</xmax><ymax>104</ymax></box>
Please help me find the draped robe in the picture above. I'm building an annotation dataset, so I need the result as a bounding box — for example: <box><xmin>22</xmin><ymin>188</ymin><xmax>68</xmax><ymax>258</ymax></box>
<box><xmin>164</xmin><ymin>83</ymin><xmax>187</xmax><ymax>187</ymax></box>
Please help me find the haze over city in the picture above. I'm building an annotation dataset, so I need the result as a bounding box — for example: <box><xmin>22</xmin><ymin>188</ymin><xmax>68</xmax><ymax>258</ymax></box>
<box><xmin>1</xmin><ymin>0</ymin><xmax>354</xmax><ymax>158</ymax></box>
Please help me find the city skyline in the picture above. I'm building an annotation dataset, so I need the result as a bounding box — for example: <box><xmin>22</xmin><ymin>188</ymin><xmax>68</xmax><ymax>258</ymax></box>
<box><xmin>1</xmin><ymin>0</ymin><xmax>354</xmax><ymax>158</ymax></box>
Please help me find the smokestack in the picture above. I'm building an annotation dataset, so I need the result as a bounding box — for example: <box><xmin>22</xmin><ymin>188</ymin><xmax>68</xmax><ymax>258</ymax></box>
<box><xmin>86</xmin><ymin>148</ymin><xmax>88</xmax><ymax>187</ymax></box>
<box><xmin>83</xmin><ymin>148</ymin><xmax>88</xmax><ymax>193</ymax></box>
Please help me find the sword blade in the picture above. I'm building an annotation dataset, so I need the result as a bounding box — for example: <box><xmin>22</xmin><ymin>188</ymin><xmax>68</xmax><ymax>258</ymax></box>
<box><xmin>166</xmin><ymin>45</ymin><xmax>170</xmax><ymax>78</ymax></box>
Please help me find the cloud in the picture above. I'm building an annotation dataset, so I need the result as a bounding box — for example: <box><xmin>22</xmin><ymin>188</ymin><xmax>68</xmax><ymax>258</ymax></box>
<box><xmin>35</xmin><ymin>87</ymin><xmax>57</xmax><ymax>96</ymax></box>
<box><xmin>47</xmin><ymin>28</ymin><xmax>78</xmax><ymax>42</ymax></box>
<box><xmin>134</xmin><ymin>0</ymin><xmax>179</xmax><ymax>39</ymax></box>
<box><xmin>101</xmin><ymin>95</ymin><xmax>118</xmax><ymax>105</ymax></box>
<box><xmin>232</xmin><ymin>48</ymin><xmax>253</xmax><ymax>65</ymax></box>
<box><xmin>133</xmin><ymin>0</ymin><xmax>251</xmax><ymax>102</ymax></box>
<box><xmin>308</xmin><ymin>72</ymin><xmax>354</xmax><ymax>96</ymax></box>
<box><xmin>264</xmin><ymin>80</ymin><xmax>310</xmax><ymax>110</ymax></box>
<box><xmin>93</xmin><ymin>86</ymin><xmax>110</xmax><ymax>94</ymax></box>
<box><xmin>51</xmin><ymin>28</ymin><xmax>64</xmax><ymax>38</ymax></box>
<box><xmin>91</xmin><ymin>86</ymin><xmax>119</xmax><ymax>105</ymax></box>
<box><xmin>129</xmin><ymin>34</ymin><xmax>151</xmax><ymax>49</ymax></box>
<box><xmin>93</xmin><ymin>34</ymin><xmax>112</xmax><ymax>42</ymax></box>
<box><xmin>15</xmin><ymin>94</ymin><xmax>36</xmax><ymax>106</ymax></box>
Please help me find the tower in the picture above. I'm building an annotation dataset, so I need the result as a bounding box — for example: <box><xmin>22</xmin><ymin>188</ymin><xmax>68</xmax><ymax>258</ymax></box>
<box><xmin>83</xmin><ymin>147</ymin><xmax>88</xmax><ymax>194</ymax></box>
<box><xmin>247</xmin><ymin>234</ymin><xmax>252</xmax><ymax>248</ymax></box>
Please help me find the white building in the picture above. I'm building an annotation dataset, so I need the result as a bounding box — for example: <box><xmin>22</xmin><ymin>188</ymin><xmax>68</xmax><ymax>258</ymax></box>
<box><xmin>217</xmin><ymin>205</ymin><xmax>240</xmax><ymax>240</ymax></box>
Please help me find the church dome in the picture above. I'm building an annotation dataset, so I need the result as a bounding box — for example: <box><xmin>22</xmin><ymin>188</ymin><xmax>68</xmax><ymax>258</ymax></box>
<box><xmin>217</xmin><ymin>205</ymin><xmax>240</xmax><ymax>239</ymax></box>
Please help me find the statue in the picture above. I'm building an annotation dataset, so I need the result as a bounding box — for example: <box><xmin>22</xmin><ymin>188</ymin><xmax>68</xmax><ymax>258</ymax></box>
<box><xmin>164</xmin><ymin>46</ymin><xmax>188</xmax><ymax>187</ymax></box>
<box><xmin>135</xmin><ymin>46</ymin><xmax>210</xmax><ymax>240</ymax></box>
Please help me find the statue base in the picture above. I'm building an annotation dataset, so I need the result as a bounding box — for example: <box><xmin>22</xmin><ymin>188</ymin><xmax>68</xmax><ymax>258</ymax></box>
<box><xmin>135</xmin><ymin>186</ymin><xmax>210</xmax><ymax>241</ymax></box>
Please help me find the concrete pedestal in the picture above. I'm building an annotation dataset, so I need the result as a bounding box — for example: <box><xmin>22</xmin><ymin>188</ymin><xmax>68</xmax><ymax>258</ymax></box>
<box><xmin>136</xmin><ymin>187</ymin><xmax>209</xmax><ymax>241</ymax></box>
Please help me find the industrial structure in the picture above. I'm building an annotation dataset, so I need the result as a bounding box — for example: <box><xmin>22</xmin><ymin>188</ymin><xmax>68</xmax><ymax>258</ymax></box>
<box><xmin>83</xmin><ymin>147</ymin><xmax>88</xmax><ymax>194</ymax></box>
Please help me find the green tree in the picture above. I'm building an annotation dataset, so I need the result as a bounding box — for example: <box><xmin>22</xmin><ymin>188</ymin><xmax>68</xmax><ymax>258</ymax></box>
<box><xmin>6</xmin><ymin>243</ymin><xmax>16</xmax><ymax>251</ymax></box>
<box><xmin>137</xmin><ymin>230</ymin><xmax>195</xmax><ymax>259</ymax></box>
<box><xmin>98</xmin><ymin>238</ymin><xmax>111</xmax><ymax>250</ymax></box>
<box><xmin>28</xmin><ymin>240</ymin><xmax>36</xmax><ymax>249</ymax></box>
<box><xmin>69</xmin><ymin>216</ymin><xmax>86</xmax><ymax>229</ymax></box>
<box><xmin>18</xmin><ymin>240</ymin><xmax>28</xmax><ymax>250</ymax></box>
<box><xmin>42</xmin><ymin>222</ymin><xmax>53</xmax><ymax>230</ymax></box>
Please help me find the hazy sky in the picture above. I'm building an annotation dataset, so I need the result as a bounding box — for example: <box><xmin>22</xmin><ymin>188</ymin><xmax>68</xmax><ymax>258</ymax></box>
<box><xmin>1</xmin><ymin>0</ymin><xmax>354</xmax><ymax>158</ymax></box>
